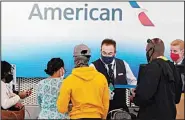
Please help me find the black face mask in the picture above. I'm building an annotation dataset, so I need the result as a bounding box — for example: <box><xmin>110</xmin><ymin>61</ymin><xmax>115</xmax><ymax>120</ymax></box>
<box><xmin>4</xmin><ymin>74</ymin><xmax>13</xmax><ymax>83</ymax></box>
<box><xmin>146</xmin><ymin>47</ymin><xmax>154</xmax><ymax>63</ymax></box>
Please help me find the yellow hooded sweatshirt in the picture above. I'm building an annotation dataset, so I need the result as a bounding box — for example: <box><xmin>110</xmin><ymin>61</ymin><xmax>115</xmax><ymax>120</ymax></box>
<box><xmin>57</xmin><ymin>67</ymin><xmax>109</xmax><ymax>119</ymax></box>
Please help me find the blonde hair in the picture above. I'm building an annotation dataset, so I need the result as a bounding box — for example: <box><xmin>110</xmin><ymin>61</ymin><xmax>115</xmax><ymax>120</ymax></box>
<box><xmin>171</xmin><ymin>39</ymin><xmax>184</xmax><ymax>50</ymax></box>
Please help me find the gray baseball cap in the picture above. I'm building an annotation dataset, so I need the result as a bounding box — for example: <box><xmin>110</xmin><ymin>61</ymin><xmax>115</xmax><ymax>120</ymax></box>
<box><xmin>73</xmin><ymin>44</ymin><xmax>91</xmax><ymax>57</ymax></box>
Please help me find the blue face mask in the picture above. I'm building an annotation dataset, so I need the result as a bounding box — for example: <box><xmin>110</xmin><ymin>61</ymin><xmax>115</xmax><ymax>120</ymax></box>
<box><xmin>101</xmin><ymin>55</ymin><xmax>115</xmax><ymax>64</ymax></box>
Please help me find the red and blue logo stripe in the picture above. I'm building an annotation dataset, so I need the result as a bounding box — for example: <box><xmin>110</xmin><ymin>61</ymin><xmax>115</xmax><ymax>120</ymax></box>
<box><xmin>129</xmin><ymin>1</ymin><xmax>154</xmax><ymax>27</ymax></box>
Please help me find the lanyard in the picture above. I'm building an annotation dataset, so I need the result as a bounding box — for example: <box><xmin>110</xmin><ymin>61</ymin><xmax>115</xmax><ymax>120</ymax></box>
<box><xmin>105</xmin><ymin>62</ymin><xmax>116</xmax><ymax>90</ymax></box>
<box><xmin>106</xmin><ymin>62</ymin><xmax>116</xmax><ymax>77</ymax></box>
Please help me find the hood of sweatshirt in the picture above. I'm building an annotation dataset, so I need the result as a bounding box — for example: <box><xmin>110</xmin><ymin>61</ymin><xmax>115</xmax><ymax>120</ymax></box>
<box><xmin>72</xmin><ymin>67</ymin><xmax>99</xmax><ymax>81</ymax></box>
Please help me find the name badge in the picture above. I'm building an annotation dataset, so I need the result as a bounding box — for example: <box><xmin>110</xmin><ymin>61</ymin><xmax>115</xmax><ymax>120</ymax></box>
<box><xmin>109</xmin><ymin>83</ymin><xmax>115</xmax><ymax>91</ymax></box>
<box><xmin>109</xmin><ymin>90</ymin><xmax>115</xmax><ymax>100</ymax></box>
<box><xmin>118</xmin><ymin>73</ymin><xmax>123</xmax><ymax>76</ymax></box>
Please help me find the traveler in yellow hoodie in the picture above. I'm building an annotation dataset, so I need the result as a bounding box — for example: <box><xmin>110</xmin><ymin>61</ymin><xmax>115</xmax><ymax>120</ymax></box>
<box><xmin>57</xmin><ymin>44</ymin><xmax>109</xmax><ymax>119</ymax></box>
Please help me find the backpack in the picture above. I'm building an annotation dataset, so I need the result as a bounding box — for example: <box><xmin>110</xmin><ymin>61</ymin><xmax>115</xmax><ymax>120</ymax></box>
<box><xmin>108</xmin><ymin>108</ymin><xmax>132</xmax><ymax>119</ymax></box>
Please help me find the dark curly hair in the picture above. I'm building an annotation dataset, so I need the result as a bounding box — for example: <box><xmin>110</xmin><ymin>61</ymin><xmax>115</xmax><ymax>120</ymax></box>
<box><xmin>1</xmin><ymin>61</ymin><xmax>12</xmax><ymax>79</ymax></box>
<box><xmin>44</xmin><ymin>58</ymin><xmax>64</xmax><ymax>76</ymax></box>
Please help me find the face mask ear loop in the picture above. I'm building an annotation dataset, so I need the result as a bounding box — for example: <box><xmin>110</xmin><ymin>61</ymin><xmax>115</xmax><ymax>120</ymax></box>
<box><xmin>147</xmin><ymin>45</ymin><xmax>155</xmax><ymax>63</ymax></box>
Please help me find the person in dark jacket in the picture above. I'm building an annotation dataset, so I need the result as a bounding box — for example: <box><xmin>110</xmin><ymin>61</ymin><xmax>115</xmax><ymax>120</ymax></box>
<box><xmin>170</xmin><ymin>39</ymin><xmax>184</xmax><ymax>119</ymax></box>
<box><xmin>130</xmin><ymin>38</ymin><xmax>182</xmax><ymax>120</ymax></box>
<box><xmin>170</xmin><ymin>39</ymin><xmax>184</xmax><ymax>92</ymax></box>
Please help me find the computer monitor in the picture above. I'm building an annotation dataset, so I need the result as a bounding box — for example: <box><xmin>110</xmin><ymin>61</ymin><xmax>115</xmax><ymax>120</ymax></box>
<box><xmin>137</xmin><ymin>64</ymin><xmax>147</xmax><ymax>85</ymax></box>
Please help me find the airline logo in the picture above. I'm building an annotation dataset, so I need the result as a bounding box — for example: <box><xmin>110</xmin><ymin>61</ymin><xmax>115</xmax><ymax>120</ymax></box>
<box><xmin>129</xmin><ymin>1</ymin><xmax>155</xmax><ymax>27</ymax></box>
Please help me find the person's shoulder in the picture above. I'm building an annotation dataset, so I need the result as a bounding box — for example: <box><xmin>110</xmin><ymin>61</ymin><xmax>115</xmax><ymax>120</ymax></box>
<box><xmin>89</xmin><ymin>63</ymin><xmax>95</xmax><ymax>68</ymax></box>
<box><xmin>37</xmin><ymin>78</ymin><xmax>51</xmax><ymax>85</ymax></box>
<box><xmin>62</xmin><ymin>74</ymin><xmax>74</xmax><ymax>83</ymax></box>
<box><xmin>95</xmin><ymin>72</ymin><xmax>108</xmax><ymax>85</ymax></box>
<box><xmin>1</xmin><ymin>81</ymin><xmax>5</xmax><ymax>85</ymax></box>
<box><xmin>95</xmin><ymin>71</ymin><xmax>107</xmax><ymax>81</ymax></box>
<box><xmin>149</xmin><ymin>59</ymin><xmax>160</xmax><ymax>65</ymax></box>
<box><xmin>181</xmin><ymin>58</ymin><xmax>185</xmax><ymax>65</ymax></box>
<box><xmin>115</xmin><ymin>58</ymin><xmax>130</xmax><ymax>69</ymax></box>
<box><xmin>115</xmin><ymin>58</ymin><xmax>127</xmax><ymax>64</ymax></box>
<box><xmin>115</xmin><ymin>58</ymin><xmax>123</xmax><ymax>61</ymax></box>
<box><xmin>96</xmin><ymin>71</ymin><xmax>104</xmax><ymax>76</ymax></box>
<box><xmin>37</xmin><ymin>79</ymin><xmax>44</xmax><ymax>85</ymax></box>
<box><xmin>153</xmin><ymin>58</ymin><xmax>173</xmax><ymax>65</ymax></box>
<box><xmin>50</xmin><ymin>78</ymin><xmax>62</xmax><ymax>84</ymax></box>
<box><xmin>1</xmin><ymin>81</ymin><xmax>6</xmax><ymax>89</ymax></box>
<box><xmin>149</xmin><ymin>59</ymin><xmax>169</xmax><ymax>69</ymax></box>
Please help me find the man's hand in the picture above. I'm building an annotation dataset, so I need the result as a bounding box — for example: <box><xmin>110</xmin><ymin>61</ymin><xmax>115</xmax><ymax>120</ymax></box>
<box><xmin>131</xmin><ymin>88</ymin><xmax>136</xmax><ymax>97</ymax></box>
<box><xmin>19</xmin><ymin>90</ymin><xmax>32</xmax><ymax>99</ymax></box>
<box><xmin>130</xmin><ymin>88</ymin><xmax>136</xmax><ymax>102</ymax></box>
<box><xmin>131</xmin><ymin>88</ymin><xmax>136</xmax><ymax>94</ymax></box>
<box><xmin>14</xmin><ymin>102</ymin><xmax>24</xmax><ymax>109</ymax></box>
<box><xmin>130</xmin><ymin>95</ymin><xmax>134</xmax><ymax>102</ymax></box>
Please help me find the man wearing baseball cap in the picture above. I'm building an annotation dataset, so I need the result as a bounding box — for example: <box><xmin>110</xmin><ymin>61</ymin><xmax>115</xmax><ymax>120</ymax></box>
<box><xmin>57</xmin><ymin>44</ymin><xmax>109</xmax><ymax>119</ymax></box>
